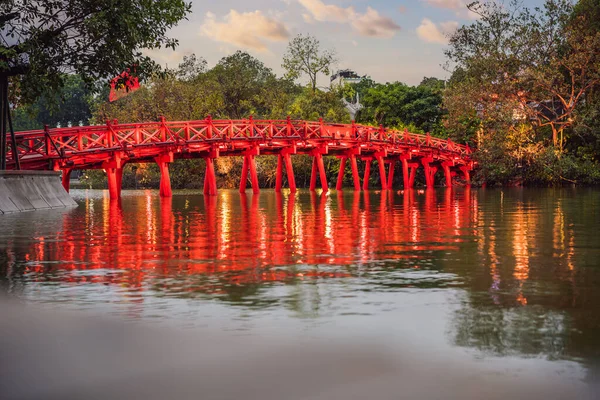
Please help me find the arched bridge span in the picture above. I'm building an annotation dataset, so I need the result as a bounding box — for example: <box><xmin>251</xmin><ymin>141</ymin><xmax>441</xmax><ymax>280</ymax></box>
<box><xmin>6</xmin><ymin>117</ymin><xmax>474</xmax><ymax>198</ymax></box>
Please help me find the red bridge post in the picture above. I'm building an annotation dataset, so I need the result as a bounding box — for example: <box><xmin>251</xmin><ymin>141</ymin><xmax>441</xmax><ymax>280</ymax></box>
<box><xmin>239</xmin><ymin>147</ymin><xmax>260</xmax><ymax>194</ymax></box>
<box><xmin>421</xmin><ymin>157</ymin><xmax>437</xmax><ymax>188</ymax></box>
<box><xmin>106</xmin><ymin>167</ymin><xmax>123</xmax><ymax>200</ymax></box>
<box><xmin>276</xmin><ymin>148</ymin><xmax>296</xmax><ymax>193</ymax></box>
<box><xmin>336</xmin><ymin>157</ymin><xmax>346</xmax><ymax>191</ymax></box>
<box><xmin>400</xmin><ymin>155</ymin><xmax>410</xmax><ymax>189</ymax></box>
<box><xmin>459</xmin><ymin>165</ymin><xmax>471</xmax><ymax>185</ymax></box>
<box><xmin>350</xmin><ymin>154</ymin><xmax>360</xmax><ymax>191</ymax></box>
<box><xmin>441</xmin><ymin>161</ymin><xmax>453</xmax><ymax>187</ymax></box>
<box><xmin>362</xmin><ymin>157</ymin><xmax>371</xmax><ymax>191</ymax></box>
<box><xmin>309</xmin><ymin>147</ymin><xmax>328</xmax><ymax>193</ymax></box>
<box><xmin>284</xmin><ymin>152</ymin><xmax>296</xmax><ymax>193</ymax></box>
<box><xmin>61</xmin><ymin>168</ymin><xmax>72</xmax><ymax>193</ymax></box>
<box><xmin>408</xmin><ymin>162</ymin><xmax>419</xmax><ymax>189</ymax></box>
<box><xmin>375</xmin><ymin>153</ymin><xmax>387</xmax><ymax>190</ymax></box>
<box><xmin>387</xmin><ymin>160</ymin><xmax>396</xmax><ymax>190</ymax></box>
<box><xmin>275</xmin><ymin>155</ymin><xmax>283</xmax><ymax>192</ymax></box>
<box><xmin>203</xmin><ymin>157</ymin><xmax>217</xmax><ymax>196</ymax></box>
<box><xmin>155</xmin><ymin>153</ymin><xmax>173</xmax><ymax>197</ymax></box>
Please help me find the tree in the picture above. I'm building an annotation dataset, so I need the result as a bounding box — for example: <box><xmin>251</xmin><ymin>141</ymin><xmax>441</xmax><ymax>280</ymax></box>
<box><xmin>282</xmin><ymin>34</ymin><xmax>337</xmax><ymax>92</ymax></box>
<box><xmin>289</xmin><ymin>87</ymin><xmax>350</xmax><ymax>123</ymax></box>
<box><xmin>12</xmin><ymin>74</ymin><xmax>94</xmax><ymax>131</ymax></box>
<box><xmin>445</xmin><ymin>0</ymin><xmax>600</xmax><ymax>152</ymax></box>
<box><xmin>208</xmin><ymin>51</ymin><xmax>281</xmax><ymax>119</ymax></box>
<box><xmin>357</xmin><ymin>81</ymin><xmax>446</xmax><ymax>134</ymax></box>
<box><xmin>1</xmin><ymin>0</ymin><xmax>191</xmax><ymax>103</ymax></box>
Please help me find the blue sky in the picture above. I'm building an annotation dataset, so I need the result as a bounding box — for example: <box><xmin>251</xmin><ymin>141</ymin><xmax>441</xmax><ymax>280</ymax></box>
<box><xmin>148</xmin><ymin>0</ymin><xmax>542</xmax><ymax>86</ymax></box>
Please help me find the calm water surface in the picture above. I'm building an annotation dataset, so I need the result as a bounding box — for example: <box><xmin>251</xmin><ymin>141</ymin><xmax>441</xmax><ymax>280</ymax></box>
<box><xmin>1</xmin><ymin>188</ymin><xmax>600</xmax><ymax>384</ymax></box>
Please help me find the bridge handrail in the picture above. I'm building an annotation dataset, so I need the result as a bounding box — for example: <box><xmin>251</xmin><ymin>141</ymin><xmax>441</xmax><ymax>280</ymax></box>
<box><xmin>6</xmin><ymin>118</ymin><xmax>472</xmax><ymax>164</ymax></box>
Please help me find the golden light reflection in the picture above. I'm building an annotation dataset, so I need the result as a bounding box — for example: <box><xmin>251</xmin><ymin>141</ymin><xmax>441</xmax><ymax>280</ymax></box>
<box><xmin>11</xmin><ymin>187</ymin><xmax>578</xmax><ymax>310</ymax></box>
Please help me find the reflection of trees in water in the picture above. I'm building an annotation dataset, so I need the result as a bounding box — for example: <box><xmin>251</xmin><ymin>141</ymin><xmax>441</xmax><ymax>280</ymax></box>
<box><xmin>452</xmin><ymin>303</ymin><xmax>568</xmax><ymax>359</ymax></box>
<box><xmin>0</xmin><ymin>188</ymin><xmax>475</xmax><ymax>308</ymax></box>
<box><xmin>2</xmin><ymin>188</ymin><xmax>600</xmax><ymax>366</ymax></box>
<box><xmin>447</xmin><ymin>188</ymin><xmax>600</xmax><ymax>365</ymax></box>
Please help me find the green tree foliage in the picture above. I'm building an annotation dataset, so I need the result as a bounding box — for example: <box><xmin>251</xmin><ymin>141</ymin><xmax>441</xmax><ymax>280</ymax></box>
<box><xmin>1</xmin><ymin>0</ymin><xmax>191</xmax><ymax>105</ymax></box>
<box><xmin>444</xmin><ymin>0</ymin><xmax>600</xmax><ymax>185</ymax></box>
<box><xmin>356</xmin><ymin>81</ymin><xmax>446</xmax><ymax>134</ymax></box>
<box><xmin>12</xmin><ymin>74</ymin><xmax>94</xmax><ymax>130</ymax></box>
<box><xmin>289</xmin><ymin>87</ymin><xmax>350</xmax><ymax>123</ymax></box>
<box><xmin>282</xmin><ymin>34</ymin><xmax>337</xmax><ymax>92</ymax></box>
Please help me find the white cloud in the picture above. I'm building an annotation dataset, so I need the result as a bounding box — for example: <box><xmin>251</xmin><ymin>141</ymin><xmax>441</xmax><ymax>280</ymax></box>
<box><xmin>351</xmin><ymin>7</ymin><xmax>401</xmax><ymax>38</ymax></box>
<box><xmin>422</xmin><ymin>0</ymin><xmax>479</xmax><ymax>20</ymax></box>
<box><xmin>299</xmin><ymin>0</ymin><xmax>401</xmax><ymax>38</ymax></box>
<box><xmin>422</xmin><ymin>0</ymin><xmax>464</xmax><ymax>10</ymax></box>
<box><xmin>298</xmin><ymin>0</ymin><xmax>354</xmax><ymax>23</ymax></box>
<box><xmin>302</xmin><ymin>13</ymin><xmax>315</xmax><ymax>23</ymax></box>
<box><xmin>416</xmin><ymin>18</ymin><xmax>458</xmax><ymax>44</ymax></box>
<box><xmin>200</xmin><ymin>10</ymin><xmax>290</xmax><ymax>51</ymax></box>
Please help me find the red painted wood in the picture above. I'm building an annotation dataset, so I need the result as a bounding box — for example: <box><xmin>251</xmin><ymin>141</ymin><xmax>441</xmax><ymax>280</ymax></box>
<box><xmin>350</xmin><ymin>155</ymin><xmax>360</xmax><ymax>191</ymax></box>
<box><xmin>363</xmin><ymin>159</ymin><xmax>371</xmax><ymax>191</ymax></box>
<box><xmin>275</xmin><ymin>154</ymin><xmax>283</xmax><ymax>193</ymax></box>
<box><xmin>6</xmin><ymin>118</ymin><xmax>474</xmax><ymax>197</ymax></box>
<box><xmin>376</xmin><ymin>156</ymin><xmax>387</xmax><ymax>190</ymax></box>
<box><xmin>284</xmin><ymin>153</ymin><xmax>296</xmax><ymax>193</ymax></box>
<box><xmin>387</xmin><ymin>160</ymin><xmax>396</xmax><ymax>190</ymax></box>
<box><xmin>336</xmin><ymin>157</ymin><xmax>347</xmax><ymax>191</ymax></box>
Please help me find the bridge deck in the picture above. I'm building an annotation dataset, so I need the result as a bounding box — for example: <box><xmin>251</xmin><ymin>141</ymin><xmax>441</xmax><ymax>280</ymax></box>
<box><xmin>5</xmin><ymin>117</ymin><xmax>474</xmax><ymax>198</ymax></box>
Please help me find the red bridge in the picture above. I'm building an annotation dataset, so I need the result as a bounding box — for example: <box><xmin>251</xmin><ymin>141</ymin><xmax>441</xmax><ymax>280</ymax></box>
<box><xmin>6</xmin><ymin>117</ymin><xmax>474</xmax><ymax>199</ymax></box>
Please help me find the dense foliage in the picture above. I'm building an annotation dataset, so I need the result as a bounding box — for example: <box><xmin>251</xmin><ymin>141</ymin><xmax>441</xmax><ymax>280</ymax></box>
<box><xmin>444</xmin><ymin>0</ymin><xmax>600</xmax><ymax>185</ymax></box>
<box><xmin>1</xmin><ymin>0</ymin><xmax>191</xmax><ymax>106</ymax></box>
<box><xmin>10</xmin><ymin>1</ymin><xmax>600</xmax><ymax>188</ymax></box>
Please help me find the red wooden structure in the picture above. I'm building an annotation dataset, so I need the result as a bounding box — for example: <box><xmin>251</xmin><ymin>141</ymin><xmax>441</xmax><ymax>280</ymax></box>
<box><xmin>5</xmin><ymin>116</ymin><xmax>474</xmax><ymax>199</ymax></box>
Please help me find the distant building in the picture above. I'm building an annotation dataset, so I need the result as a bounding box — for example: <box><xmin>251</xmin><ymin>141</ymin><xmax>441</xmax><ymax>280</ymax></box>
<box><xmin>330</xmin><ymin>70</ymin><xmax>366</xmax><ymax>120</ymax></box>
<box><xmin>330</xmin><ymin>69</ymin><xmax>365</xmax><ymax>86</ymax></box>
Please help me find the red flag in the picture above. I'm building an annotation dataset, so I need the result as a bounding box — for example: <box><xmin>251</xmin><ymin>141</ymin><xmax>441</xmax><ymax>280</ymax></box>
<box><xmin>109</xmin><ymin>69</ymin><xmax>140</xmax><ymax>102</ymax></box>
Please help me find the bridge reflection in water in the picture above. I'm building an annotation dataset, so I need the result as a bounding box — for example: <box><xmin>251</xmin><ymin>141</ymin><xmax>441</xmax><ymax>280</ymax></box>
<box><xmin>10</xmin><ymin>189</ymin><xmax>477</xmax><ymax>289</ymax></box>
<box><xmin>1</xmin><ymin>188</ymin><xmax>599</xmax><ymax>369</ymax></box>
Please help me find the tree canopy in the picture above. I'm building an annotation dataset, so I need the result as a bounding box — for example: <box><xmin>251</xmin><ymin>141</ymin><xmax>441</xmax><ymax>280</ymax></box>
<box><xmin>282</xmin><ymin>34</ymin><xmax>337</xmax><ymax>92</ymax></box>
<box><xmin>1</xmin><ymin>0</ymin><xmax>191</xmax><ymax>104</ymax></box>
<box><xmin>444</xmin><ymin>0</ymin><xmax>600</xmax><ymax>185</ymax></box>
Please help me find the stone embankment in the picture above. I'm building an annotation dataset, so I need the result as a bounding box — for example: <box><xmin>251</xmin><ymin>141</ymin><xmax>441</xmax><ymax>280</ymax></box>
<box><xmin>0</xmin><ymin>171</ymin><xmax>77</xmax><ymax>214</ymax></box>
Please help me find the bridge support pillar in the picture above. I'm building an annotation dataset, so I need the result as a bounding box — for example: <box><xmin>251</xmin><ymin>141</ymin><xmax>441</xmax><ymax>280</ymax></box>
<box><xmin>401</xmin><ymin>157</ymin><xmax>410</xmax><ymax>189</ymax></box>
<box><xmin>362</xmin><ymin>158</ymin><xmax>371</xmax><ymax>191</ymax></box>
<box><xmin>337</xmin><ymin>151</ymin><xmax>361</xmax><ymax>191</ymax></box>
<box><xmin>155</xmin><ymin>153</ymin><xmax>173</xmax><ymax>197</ymax></box>
<box><xmin>276</xmin><ymin>155</ymin><xmax>283</xmax><ymax>192</ymax></box>
<box><xmin>387</xmin><ymin>160</ymin><xmax>396</xmax><ymax>190</ymax></box>
<box><xmin>309</xmin><ymin>151</ymin><xmax>328</xmax><ymax>193</ymax></box>
<box><xmin>240</xmin><ymin>153</ymin><xmax>259</xmax><ymax>194</ymax></box>
<box><xmin>442</xmin><ymin>161</ymin><xmax>453</xmax><ymax>187</ymax></box>
<box><xmin>284</xmin><ymin>153</ymin><xmax>296</xmax><ymax>193</ymax></box>
<box><xmin>350</xmin><ymin>154</ymin><xmax>360</xmax><ymax>191</ymax></box>
<box><xmin>106</xmin><ymin>167</ymin><xmax>123</xmax><ymax>200</ymax></box>
<box><xmin>276</xmin><ymin>151</ymin><xmax>296</xmax><ymax>193</ymax></box>
<box><xmin>61</xmin><ymin>168</ymin><xmax>72</xmax><ymax>193</ymax></box>
<box><xmin>459</xmin><ymin>165</ymin><xmax>471</xmax><ymax>185</ymax></box>
<box><xmin>203</xmin><ymin>157</ymin><xmax>217</xmax><ymax>196</ymax></box>
<box><xmin>421</xmin><ymin>158</ymin><xmax>437</xmax><ymax>188</ymax></box>
<box><xmin>409</xmin><ymin>163</ymin><xmax>419</xmax><ymax>189</ymax></box>
<box><xmin>376</xmin><ymin>156</ymin><xmax>387</xmax><ymax>190</ymax></box>
<box><xmin>336</xmin><ymin>157</ymin><xmax>346</xmax><ymax>191</ymax></box>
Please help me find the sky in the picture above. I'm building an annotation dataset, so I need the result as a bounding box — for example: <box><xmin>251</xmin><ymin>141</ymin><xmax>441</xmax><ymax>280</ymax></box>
<box><xmin>147</xmin><ymin>0</ymin><xmax>542</xmax><ymax>87</ymax></box>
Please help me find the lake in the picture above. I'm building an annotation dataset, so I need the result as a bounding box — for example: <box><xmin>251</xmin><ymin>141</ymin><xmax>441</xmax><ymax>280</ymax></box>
<box><xmin>1</xmin><ymin>187</ymin><xmax>600</xmax><ymax>393</ymax></box>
